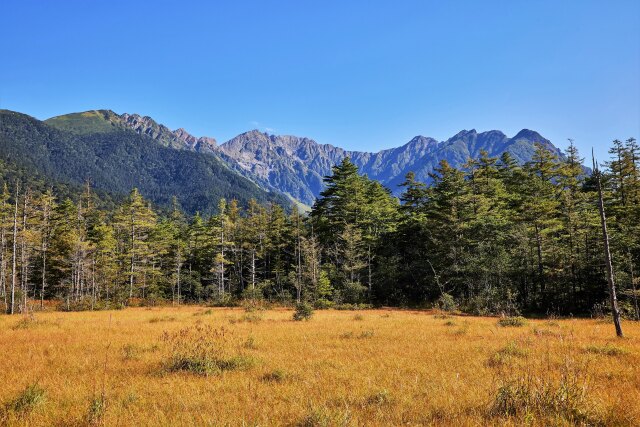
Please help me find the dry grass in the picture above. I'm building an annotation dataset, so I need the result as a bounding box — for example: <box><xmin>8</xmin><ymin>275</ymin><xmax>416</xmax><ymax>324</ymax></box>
<box><xmin>0</xmin><ymin>307</ymin><xmax>638</xmax><ymax>426</ymax></box>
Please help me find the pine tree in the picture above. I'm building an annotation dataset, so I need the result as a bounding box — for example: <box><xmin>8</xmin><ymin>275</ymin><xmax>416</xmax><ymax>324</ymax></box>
<box><xmin>113</xmin><ymin>189</ymin><xmax>157</xmax><ymax>300</ymax></box>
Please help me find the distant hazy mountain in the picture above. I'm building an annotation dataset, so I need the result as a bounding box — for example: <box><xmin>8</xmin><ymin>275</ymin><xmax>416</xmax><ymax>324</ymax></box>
<box><xmin>1</xmin><ymin>110</ymin><xmax>288</xmax><ymax>214</ymax></box>
<box><xmin>42</xmin><ymin>109</ymin><xmax>567</xmax><ymax>207</ymax></box>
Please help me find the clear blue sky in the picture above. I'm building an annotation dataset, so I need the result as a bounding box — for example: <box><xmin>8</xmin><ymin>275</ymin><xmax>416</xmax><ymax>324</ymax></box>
<box><xmin>1</xmin><ymin>0</ymin><xmax>638</xmax><ymax>161</ymax></box>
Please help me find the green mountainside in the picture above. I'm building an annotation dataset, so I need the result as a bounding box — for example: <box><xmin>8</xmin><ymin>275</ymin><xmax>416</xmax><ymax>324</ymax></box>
<box><xmin>0</xmin><ymin>110</ymin><xmax>288</xmax><ymax>214</ymax></box>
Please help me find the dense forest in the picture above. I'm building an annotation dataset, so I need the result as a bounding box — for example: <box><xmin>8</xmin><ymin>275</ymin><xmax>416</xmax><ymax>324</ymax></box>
<box><xmin>1</xmin><ymin>138</ymin><xmax>638</xmax><ymax>317</ymax></box>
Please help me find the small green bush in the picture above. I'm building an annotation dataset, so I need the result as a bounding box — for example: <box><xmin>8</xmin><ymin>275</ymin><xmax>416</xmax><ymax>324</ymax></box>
<box><xmin>435</xmin><ymin>293</ymin><xmax>457</xmax><ymax>312</ymax></box>
<box><xmin>293</xmin><ymin>303</ymin><xmax>314</xmax><ymax>321</ymax></box>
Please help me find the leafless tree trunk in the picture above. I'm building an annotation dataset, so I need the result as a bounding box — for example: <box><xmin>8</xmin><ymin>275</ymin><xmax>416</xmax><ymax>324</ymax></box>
<box><xmin>295</xmin><ymin>213</ymin><xmax>302</xmax><ymax>303</ymax></box>
<box><xmin>40</xmin><ymin>197</ymin><xmax>50</xmax><ymax>309</ymax></box>
<box><xmin>20</xmin><ymin>190</ymin><xmax>29</xmax><ymax>312</ymax></box>
<box><xmin>251</xmin><ymin>248</ymin><xmax>256</xmax><ymax>291</ymax></box>
<box><xmin>1</xmin><ymin>224</ymin><xmax>7</xmax><ymax>312</ymax></box>
<box><xmin>130</xmin><ymin>214</ymin><xmax>135</xmax><ymax>299</ymax></box>
<box><xmin>175</xmin><ymin>248</ymin><xmax>182</xmax><ymax>305</ymax></box>
<box><xmin>9</xmin><ymin>183</ymin><xmax>19</xmax><ymax>314</ymax></box>
<box><xmin>594</xmin><ymin>155</ymin><xmax>623</xmax><ymax>337</ymax></box>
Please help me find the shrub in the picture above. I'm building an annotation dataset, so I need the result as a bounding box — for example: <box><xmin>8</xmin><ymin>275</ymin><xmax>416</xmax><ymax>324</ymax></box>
<box><xmin>497</xmin><ymin>316</ymin><xmax>527</xmax><ymax>327</ymax></box>
<box><xmin>462</xmin><ymin>289</ymin><xmax>520</xmax><ymax>316</ymax></box>
<box><xmin>293</xmin><ymin>303</ymin><xmax>314</xmax><ymax>321</ymax></box>
<box><xmin>435</xmin><ymin>293</ymin><xmax>457</xmax><ymax>312</ymax></box>
<box><xmin>342</xmin><ymin>281</ymin><xmax>368</xmax><ymax>304</ymax></box>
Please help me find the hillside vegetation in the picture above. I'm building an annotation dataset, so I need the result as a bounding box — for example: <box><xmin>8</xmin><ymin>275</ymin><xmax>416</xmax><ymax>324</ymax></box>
<box><xmin>0</xmin><ymin>110</ymin><xmax>288</xmax><ymax>214</ymax></box>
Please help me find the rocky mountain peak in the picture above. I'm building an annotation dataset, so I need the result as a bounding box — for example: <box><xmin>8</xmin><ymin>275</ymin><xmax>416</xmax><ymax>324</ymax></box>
<box><xmin>512</xmin><ymin>128</ymin><xmax>546</xmax><ymax>142</ymax></box>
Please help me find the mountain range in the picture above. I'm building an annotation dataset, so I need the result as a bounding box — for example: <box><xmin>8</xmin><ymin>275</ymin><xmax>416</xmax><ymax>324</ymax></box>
<box><xmin>0</xmin><ymin>108</ymin><xmax>567</xmax><ymax>212</ymax></box>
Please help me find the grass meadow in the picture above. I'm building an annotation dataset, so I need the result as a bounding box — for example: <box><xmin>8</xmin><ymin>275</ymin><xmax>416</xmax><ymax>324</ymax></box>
<box><xmin>0</xmin><ymin>307</ymin><xmax>638</xmax><ymax>426</ymax></box>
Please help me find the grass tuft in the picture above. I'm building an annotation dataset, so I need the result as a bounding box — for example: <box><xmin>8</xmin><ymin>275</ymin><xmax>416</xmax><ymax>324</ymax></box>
<box><xmin>148</xmin><ymin>315</ymin><xmax>177</xmax><ymax>323</ymax></box>
<box><xmin>497</xmin><ymin>316</ymin><xmax>527</xmax><ymax>327</ymax></box>
<box><xmin>487</xmin><ymin>342</ymin><xmax>528</xmax><ymax>367</ymax></box>
<box><xmin>162</xmin><ymin>324</ymin><xmax>255</xmax><ymax>376</ymax></box>
<box><xmin>11</xmin><ymin>316</ymin><xmax>43</xmax><ymax>330</ymax></box>
<box><xmin>87</xmin><ymin>393</ymin><xmax>107</xmax><ymax>425</ymax></box>
<box><xmin>230</xmin><ymin>312</ymin><xmax>263</xmax><ymax>324</ymax></box>
<box><xmin>7</xmin><ymin>383</ymin><xmax>46</xmax><ymax>413</ymax></box>
<box><xmin>262</xmin><ymin>369</ymin><xmax>288</xmax><ymax>383</ymax></box>
<box><xmin>364</xmin><ymin>389</ymin><xmax>392</xmax><ymax>406</ymax></box>
<box><xmin>585</xmin><ymin>344</ymin><xmax>628</xmax><ymax>356</ymax></box>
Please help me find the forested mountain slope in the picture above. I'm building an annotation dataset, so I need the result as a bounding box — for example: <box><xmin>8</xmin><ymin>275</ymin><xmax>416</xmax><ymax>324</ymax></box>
<box><xmin>0</xmin><ymin>110</ymin><xmax>288</xmax><ymax>214</ymax></box>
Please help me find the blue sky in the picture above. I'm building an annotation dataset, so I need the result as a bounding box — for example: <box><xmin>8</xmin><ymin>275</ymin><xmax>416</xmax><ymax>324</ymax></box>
<box><xmin>1</xmin><ymin>1</ymin><xmax>638</xmax><ymax>162</ymax></box>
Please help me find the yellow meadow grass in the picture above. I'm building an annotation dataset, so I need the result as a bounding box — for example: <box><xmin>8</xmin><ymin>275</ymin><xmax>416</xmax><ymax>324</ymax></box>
<box><xmin>0</xmin><ymin>307</ymin><xmax>638</xmax><ymax>426</ymax></box>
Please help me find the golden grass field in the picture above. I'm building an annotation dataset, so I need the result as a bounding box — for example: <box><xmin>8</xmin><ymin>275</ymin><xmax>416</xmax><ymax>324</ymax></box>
<box><xmin>0</xmin><ymin>306</ymin><xmax>638</xmax><ymax>426</ymax></box>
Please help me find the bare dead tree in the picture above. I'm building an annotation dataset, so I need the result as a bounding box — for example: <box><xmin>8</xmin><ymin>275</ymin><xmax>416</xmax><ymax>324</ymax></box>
<box><xmin>594</xmin><ymin>151</ymin><xmax>623</xmax><ymax>337</ymax></box>
<box><xmin>9</xmin><ymin>182</ymin><xmax>19</xmax><ymax>314</ymax></box>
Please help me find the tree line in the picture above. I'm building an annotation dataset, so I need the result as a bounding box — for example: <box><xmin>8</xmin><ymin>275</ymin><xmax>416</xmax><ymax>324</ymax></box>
<box><xmin>1</xmin><ymin>138</ymin><xmax>638</xmax><ymax>317</ymax></box>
